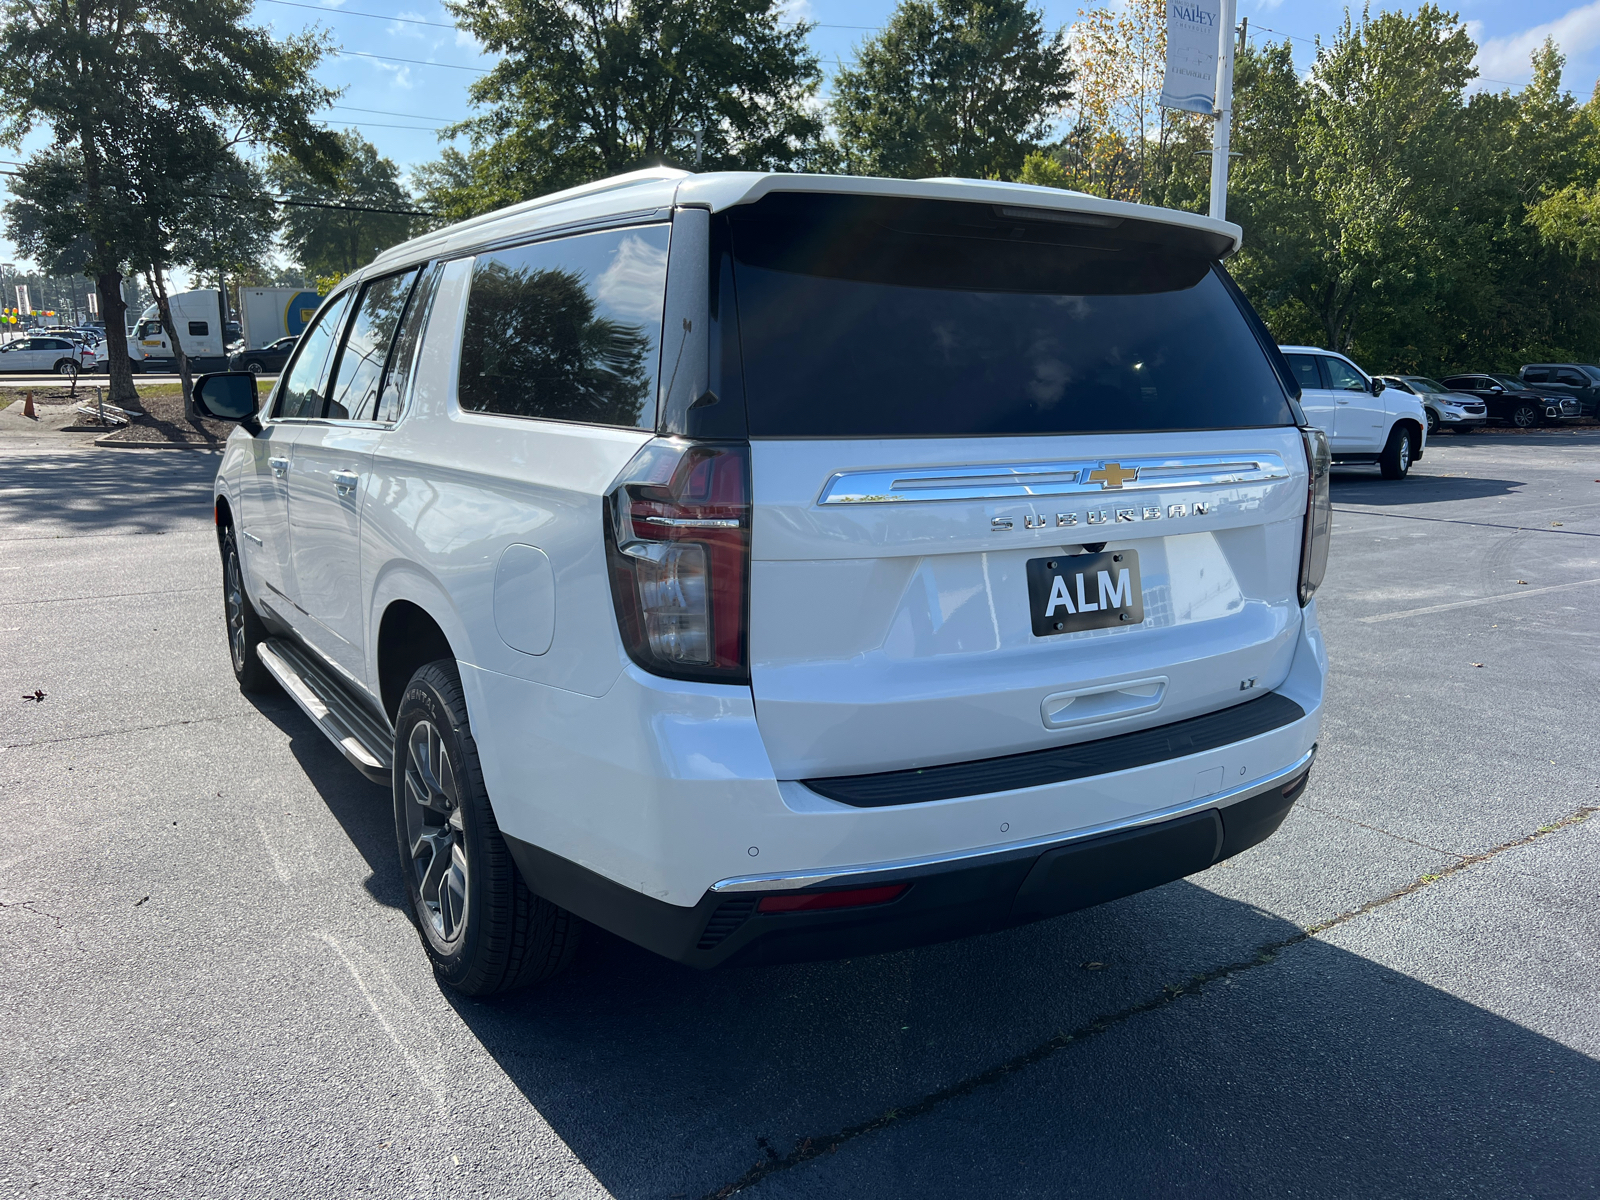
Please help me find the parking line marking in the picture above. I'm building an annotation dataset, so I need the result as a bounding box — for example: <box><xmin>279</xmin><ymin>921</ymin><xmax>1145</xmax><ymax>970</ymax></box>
<box><xmin>1358</xmin><ymin>576</ymin><xmax>1600</xmax><ymax>623</ymax></box>
<box><xmin>253</xmin><ymin>814</ymin><xmax>292</xmax><ymax>884</ymax></box>
<box><xmin>317</xmin><ymin>932</ymin><xmax>446</xmax><ymax>1111</ymax></box>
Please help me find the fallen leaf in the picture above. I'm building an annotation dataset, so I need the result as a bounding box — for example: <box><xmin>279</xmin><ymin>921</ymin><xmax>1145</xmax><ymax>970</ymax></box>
<box><xmin>1081</xmin><ymin>961</ymin><xmax>1106</xmax><ymax>970</ymax></box>
<box><xmin>133</xmin><ymin>895</ymin><xmax>149</xmax><ymax>907</ymax></box>
<box><xmin>1517</xmin><ymin>580</ymin><xmax>1528</xmax><ymax>585</ymax></box>
<box><xmin>1552</xmin><ymin>521</ymin><xmax>1564</xmax><ymax>527</ymax></box>
<box><xmin>21</xmin><ymin>689</ymin><xmax>45</xmax><ymax>703</ymax></box>
<box><xmin>1470</xmin><ymin>662</ymin><xmax>1484</xmax><ymax>668</ymax></box>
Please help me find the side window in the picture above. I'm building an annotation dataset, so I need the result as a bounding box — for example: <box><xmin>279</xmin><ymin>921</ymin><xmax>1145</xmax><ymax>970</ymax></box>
<box><xmin>457</xmin><ymin>223</ymin><xmax>670</xmax><ymax>428</ymax></box>
<box><xmin>324</xmin><ymin>268</ymin><xmax>421</xmax><ymax>421</ymax></box>
<box><xmin>1522</xmin><ymin>368</ymin><xmax>1549</xmax><ymax>384</ymax></box>
<box><xmin>139</xmin><ymin>321</ymin><xmax>162</xmax><ymax>338</ymax></box>
<box><xmin>1557</xmin><ymin>369</ymin><xmax>1586</xmax><ymax>386</ymax></box>
<box><xmin>376</xmin><ymin>263</ymin><xmax>444</xmax><ymax>423</ymax></box>
<box><xmin>187</xmin><ymin>321</ymin><xmax>208</xmax><ymax>338</ymax></box>
<box><xmin>1284</xmin><ymin>354</ymin><xmax>1326</xmax><ymax>391</ymax></box>
<box><xmin>1324</xmin><ymin>357</ymin><xmax>1368</xmax><ymax>392</ymax></box>
<box><xmin>273</xmin><ymin>291</ymin><xmax>355</xmax><ymax>420</ymax></box>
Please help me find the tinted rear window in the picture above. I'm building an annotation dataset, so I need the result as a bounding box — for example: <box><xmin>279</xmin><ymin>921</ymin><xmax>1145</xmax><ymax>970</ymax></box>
<box><xmin>729</xmin><ymin>195</ymin><xmax>1294</xmax><ymax>438</ymax></box>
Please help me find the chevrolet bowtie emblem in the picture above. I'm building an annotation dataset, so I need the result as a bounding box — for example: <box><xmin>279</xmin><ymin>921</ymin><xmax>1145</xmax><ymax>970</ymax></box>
<box><xmin>1087</xmin><ymin>462</ymin><xmax>1139</xmax><ymax>489</ymax></box>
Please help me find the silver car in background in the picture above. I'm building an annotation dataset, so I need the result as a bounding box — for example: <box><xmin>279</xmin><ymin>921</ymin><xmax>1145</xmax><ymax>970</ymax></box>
<box><xmin>1378</xmin><ymin>375</ymin><xmax>1487</xmax><ymax>435</ymax></box>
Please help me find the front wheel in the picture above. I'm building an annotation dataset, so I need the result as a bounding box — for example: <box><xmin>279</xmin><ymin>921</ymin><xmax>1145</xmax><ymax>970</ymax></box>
<box><xmin>244</xmin><ymin>360</ymin><xmax>264</xmax><ymax>375</ymax></box>
<box><xmin>1379</xmin><ymin>425</ymin><xmax>1414</xmax><ymax>480</ymax></box>
<box><xmin>1425</xmin><ymin>408</ymin><xmax>1439</xmax><ymax>436</ymax></box>
<box><xmin>222</xmin><ymin>526</ymin><xmax>275</xmax><ymax>692</ymax></box>
<box><xmin>394</xmin><ymin>661</ymin><xmax>582</xmax><ymax>995</ymax></box>
<box><xmin>1510</xmin><ymin>402</ymin><xmax>1541</xmax><ymax>428</ymax></box>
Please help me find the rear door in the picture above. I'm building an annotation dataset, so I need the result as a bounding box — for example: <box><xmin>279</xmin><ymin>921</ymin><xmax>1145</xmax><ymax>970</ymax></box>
<box><xmin>1285</xmin><ymin>354</ymin><xmax>1333</xmax><ymax>439</ymax></box>
<box><xmin>727</xmin><ymin>196</ymin><xmax>1309</xmax><ymax>780</ymax></box>
<box><xmin>286</xmin><ymin>267</ymin><xmax>421</xmax><ymax>684</ymax></box>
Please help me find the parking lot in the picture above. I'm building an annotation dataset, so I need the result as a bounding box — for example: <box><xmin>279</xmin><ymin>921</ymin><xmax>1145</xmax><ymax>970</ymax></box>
<box><xmin>2</xmin><ymin>431</ymin><xmax>1597</xmax><ymax>1198</ymax></box>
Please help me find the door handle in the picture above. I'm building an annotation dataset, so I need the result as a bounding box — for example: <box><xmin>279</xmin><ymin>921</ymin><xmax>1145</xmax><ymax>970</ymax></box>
<box><xmin>268</xmin><ymin>456</ymin><xmax>289</xmax><ymax>478</ymax></box>
<box><xmin>1335</xmin><ymin>399</ymin><xmax>1351</xmax><ymax>405</ymax></box>
<box><xmin>331</xmin><ymin>470</ymin><xmax>359</xmax><ymax>497</ymax></box>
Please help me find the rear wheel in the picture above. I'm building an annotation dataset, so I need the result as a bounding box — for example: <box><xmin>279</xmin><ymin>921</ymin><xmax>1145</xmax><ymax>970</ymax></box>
<box><xmin>394</xmin><ymin>660</ymin><xmax>582</xmax><ymax>995</ymax></box>
<box><xmin>1379</xmin><ymin>425</ymin><xmax>1414</xmax><ymax>480</ymax></box>
<box><xmin>244</xmin><ymin>360</ymin><xmax>264</xmax><ymax>375</ymax></box>
<box><xmin>55</xmin><ymin>359</ymin><xmax>77</xmax><ymax>379</ymax></box>
<box><xmin>221</xmin><ymin>525</ymin><xmax>275</xmax><ymax>692</ymax></box>
<box><xmin>1510</xmin><ymin>401</ymin><xmax>1541</xmax><ymax>428</ymax></box>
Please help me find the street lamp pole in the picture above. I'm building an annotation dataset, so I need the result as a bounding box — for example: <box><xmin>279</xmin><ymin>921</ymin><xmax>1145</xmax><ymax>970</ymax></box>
<box><xmin>1208</xmin><ymin>0</ymin><xmax>1238</xmax><ymax>222</ymax></box>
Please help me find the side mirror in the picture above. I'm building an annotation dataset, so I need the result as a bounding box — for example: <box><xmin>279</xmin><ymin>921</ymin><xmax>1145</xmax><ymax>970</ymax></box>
<box><xmin>193</xmin><ymin>372</ymin><xmax>262</xmax><ymax>434</ymax></box>
<box><xmin>1370</xmin><ymin>377</ymin><xmax>1385</xmax><ymax>395</ymax></box>
<box><xmin>1490</xmin><ymin>385</ymin><xmax>1504</xmax><ymax>393</ymax></box>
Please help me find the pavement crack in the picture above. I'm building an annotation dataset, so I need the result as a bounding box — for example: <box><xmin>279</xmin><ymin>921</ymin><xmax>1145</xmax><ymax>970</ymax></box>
<box><xmin>0</xmin><ymin>899</ymin><xmax>66</xmax><ymax>929</ymax></box>
<box><xmin>701</xmin><ymin>803</ymin><xmax>1597</xmax><ymax>1199</ymax></box>
<box><xmin>1331</xmin><ymin>506</ymin><xmax>1600</xmax><ymax>538</ymax></box>
<box><xmin>0</xmin><ymin>586</ymin><xmax>211</xmax><ymax>606</ymax></box>
<box><xmin>1</xmin><ymin>712</ymin><xmax>271</xmax><ymax>751</ymax></box>
<box><xmin>1296</xmin><ymin>802</ymin><xmax>1466</xmax><ymax>859</ymax></box>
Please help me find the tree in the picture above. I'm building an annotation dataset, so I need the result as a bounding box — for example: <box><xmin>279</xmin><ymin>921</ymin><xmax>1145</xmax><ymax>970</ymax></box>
<box><xmin>0</xmin><ymin>0</ymin><xmax>338</xmax><ymax>405</ymax></box>
<box><xmin>830</xmin><ymin>0</ymin><xmax>1073</xmax><ymax>181</ymax></box>
<box><xmin>425</xmin><ymin>0</ymin><xmax>823</xmax><ymax>218</ymax></box>
<box><xmin>269</xmin><ymin>131</ymin><xmax>418</xmax><ymax>277</ymax></box>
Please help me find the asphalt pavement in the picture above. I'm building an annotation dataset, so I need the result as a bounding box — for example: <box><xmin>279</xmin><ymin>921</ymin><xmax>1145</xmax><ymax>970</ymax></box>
<box><xmin>1</xmin><ymin>431</ymin><xmax>1597</xmax><ymax>1198</ymax></box>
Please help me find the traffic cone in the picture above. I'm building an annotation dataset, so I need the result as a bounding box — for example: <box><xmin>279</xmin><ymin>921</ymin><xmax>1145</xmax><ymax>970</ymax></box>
<box><xmin>22</xmin><ymin>390</ymin><xmax>34</xmax><ymax>419</ymax></box>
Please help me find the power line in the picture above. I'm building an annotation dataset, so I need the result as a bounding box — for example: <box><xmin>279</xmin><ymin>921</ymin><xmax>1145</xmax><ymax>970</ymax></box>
<box><xmin>330</xmin><ymin>103</ymin><xmax>455</xmax><ymax>124</ymax></box>
<box><xmin>0</xmin><ymin>171</ymin><xmax>434</xmax><ymax>217</ymax></box>
<box><xmin>260</xmin><ymin>0</ymin><xmax>879</xmax><ymax>32</ymax></box>
<box><xmin>333</xmin><ymin>48</ymin><xmax>488</xmax><ymax>73</ymax></box>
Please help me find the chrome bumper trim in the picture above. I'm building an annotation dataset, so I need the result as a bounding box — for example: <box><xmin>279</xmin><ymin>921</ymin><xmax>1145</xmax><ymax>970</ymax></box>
<box><xmin>710</xmin><ymin>745</ymin><xmax>1317</xmax><ymax>894</ymax></box>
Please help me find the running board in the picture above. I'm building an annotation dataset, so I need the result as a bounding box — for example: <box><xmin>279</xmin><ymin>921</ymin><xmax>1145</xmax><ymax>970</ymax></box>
<box><xmin>256</xmin><ymin>638</ymin><xmax>393</xmax><ymax>785</ymax></box>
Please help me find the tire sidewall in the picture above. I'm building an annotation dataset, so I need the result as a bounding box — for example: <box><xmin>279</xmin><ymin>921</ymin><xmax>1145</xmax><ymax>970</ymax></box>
<box><xmin>392</xmin><ymin>670</ymin><xmax>494</xmax><ymax>988</ymax></box>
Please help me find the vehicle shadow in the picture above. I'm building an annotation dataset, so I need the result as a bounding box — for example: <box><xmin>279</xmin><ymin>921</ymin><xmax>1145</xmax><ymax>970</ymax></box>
<box><xmin>1330</xmin><ymin>471</ymin><xmax>1524</xmax><ymax>506</ymax></box>
<box><xmin>0</xmin><ymin>445</ymin><xmax>220</xmax><ymax>537</ymax></box>
<box><xmin>430</xmin><ymin>871</ymin><xmax>1600</xmax><ymax>1198</ymax></box>
<box><xmin>245</xmin><ymin>692</ymin><xmax>405</xmax><ymax>910</ymax></box>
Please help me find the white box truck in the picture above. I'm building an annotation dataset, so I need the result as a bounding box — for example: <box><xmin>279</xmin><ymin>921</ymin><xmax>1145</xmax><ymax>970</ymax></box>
<box><xmin>237</xmin><ymin>288</ymin><xmax>324</xmax><ymax>350</ymax></box>
<box><xmin>127</xmin><ymin>291</ymin><xmax>230</xmax><ymax>373</ymax></box>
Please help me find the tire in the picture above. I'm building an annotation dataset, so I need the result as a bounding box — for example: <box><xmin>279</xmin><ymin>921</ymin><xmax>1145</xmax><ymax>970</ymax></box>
<box><xmin>221</xmin><ymin>525</ymin><xmax>276</xmax><ymax>693</ymax></box>
<box><xmin>1425</xmin><ymin>408</ymin><xmax>1439</xmax><ymax>436</ymax></box>
<box><xmin>394</xmin><ymin>660</ymin><xmax>582</xmax><ymax>995</ymax></box>
<box><xmin>55</xmin><ymin>359</ymin><xmax>77</xmax><ymax>379</ymax></box>
<box><xmin>1510</xmin><ymin>402</ymin><xmax>1541</xmax><ymax>428</ymax></box>
<box><xmin>244</xmin><ymin>360</ymin><xmax>264</xmax><ymax>375</ymax></box>
<box><xmin>1379</xmin><ymin>425</ymin><xmax>1414</xmax><ymax>480</ymax></box>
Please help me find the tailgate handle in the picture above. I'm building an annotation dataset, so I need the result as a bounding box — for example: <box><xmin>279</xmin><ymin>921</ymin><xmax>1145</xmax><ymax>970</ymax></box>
<box><xmin>1041</xmin><ymin>676</ymin><xmax>1167</xmax><ymax>730</ymax></box>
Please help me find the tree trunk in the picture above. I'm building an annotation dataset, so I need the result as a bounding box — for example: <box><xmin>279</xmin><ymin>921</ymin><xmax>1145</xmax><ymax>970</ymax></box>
<box><xmin>146</xmin><ymin>266</ymin><xmax>196</xmax><ymax>420</ymax></box>
<box><xmin>95</xmin><ymin>269</ymin><xmax>141</xmax><ymax>408</ymax></box>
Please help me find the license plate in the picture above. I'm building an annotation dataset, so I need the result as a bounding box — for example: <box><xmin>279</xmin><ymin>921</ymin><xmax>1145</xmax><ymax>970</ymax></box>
<box><xmin>1026</xmin><ymin>550</ymin><xmax>1143</xmax><ymax>636</ymax></box>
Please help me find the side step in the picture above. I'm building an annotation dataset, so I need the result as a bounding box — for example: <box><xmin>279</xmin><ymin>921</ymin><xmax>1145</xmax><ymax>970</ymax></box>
<box><xmin>256</xmin><ymin>638</ymin><xmax>394</xmax><ymax>785</ymax></box>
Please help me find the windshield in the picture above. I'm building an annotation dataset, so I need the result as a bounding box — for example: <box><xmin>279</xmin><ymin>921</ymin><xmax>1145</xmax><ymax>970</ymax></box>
<box><xmin>1405</xmin><ymin>377</ymin><xmax>1449</xmax><ymax>394</ymax></box>
<box><xmin>1490</xmin><ymin>374</ymin><xmax>1522</xmax><ymax>388</ymax></box>
<box><xmin>727</xmin><ymin>194</ymin><xmax>1295</xmax><ymax>438</ymax></box>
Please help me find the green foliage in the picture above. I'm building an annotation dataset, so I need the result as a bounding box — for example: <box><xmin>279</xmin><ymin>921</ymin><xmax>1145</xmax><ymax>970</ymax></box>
<box><xmin>423</xmin><ymin>0</ymin><xmax>823</xmax><ymax>218</ymax></box>
<box><xmin>269</xmin><ymin>131</ymin><xmax>417</xmax><ymax>276</ymax></box>
<box><xmin>830</xmin><ymin>0</ymin><xmax>1073</xmax><ymax>180</ymax></box>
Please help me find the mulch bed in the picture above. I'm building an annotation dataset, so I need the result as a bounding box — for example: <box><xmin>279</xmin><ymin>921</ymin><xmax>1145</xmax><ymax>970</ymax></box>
<box><xmin>85</xmin><ymin>387</ymin><xmax>236</xmax><ymax>444</ymax></box>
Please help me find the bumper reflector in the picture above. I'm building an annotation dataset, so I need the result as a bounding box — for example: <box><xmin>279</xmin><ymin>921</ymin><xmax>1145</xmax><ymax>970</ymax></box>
<box><xmin>757</xmin><ymin>884</ymin><xmax>908</xmax><ymax>914</ymax></box>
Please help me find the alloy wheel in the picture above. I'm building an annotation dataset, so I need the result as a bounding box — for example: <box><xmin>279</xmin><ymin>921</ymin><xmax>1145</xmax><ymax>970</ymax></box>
<box><xmin>224</xmin><ymin>540</ymin><xmax>248</xmax><ymax>672</ymax></box>
<box><xmin>1398</xmin><ymin>433</ymin><xmax>1411</xmax><ymax>472</ymax></box>
<box><xmin>403</xmin><ymin>720</ymin><xmax>469</xmax><ymax>944</ymax></box>
<box><xmin>1513</xmin><ymin>404</ymin><xmax>1537</xmax><ymax>428</ymax></box>
<box><xmin>59</xmin><ymin>361</ymin><xmax>77</xmax><ymax>378</ymax></box>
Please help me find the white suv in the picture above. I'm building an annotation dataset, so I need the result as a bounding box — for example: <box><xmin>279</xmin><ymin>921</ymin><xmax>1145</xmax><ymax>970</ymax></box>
<box><xmin>196</xmin><ymin>170</ymin><xmax>1330</xmax><ymax>994</ymax></box>
<box><xmin>1280</xmin><ymin>346</ymin><xmax>1427</xmax><ymax>479</ymax></box>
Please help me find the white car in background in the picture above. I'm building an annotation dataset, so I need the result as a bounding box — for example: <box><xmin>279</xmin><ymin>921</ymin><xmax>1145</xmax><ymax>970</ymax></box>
<box><xmin>0</xmin><ymin>333</ymin><xmax>97</xmax><ymax>377</ymax></box>
<box><xmin>1281</xmin><ymin>346</ymin><xmax>1427</xmax><ymax>478</ymax></box>
<box><xmin>1377</xmin><ymin>375</ymin><xmax>1487</xmax><ymax>435</ymax></box>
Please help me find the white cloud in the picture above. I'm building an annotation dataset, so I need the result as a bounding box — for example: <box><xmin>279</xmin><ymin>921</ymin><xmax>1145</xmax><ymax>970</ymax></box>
<box><xmin>370</xmin><ymin>59</ymin><xmax>414</xmax><ymax>89</ymax></box>
<box><xmin>389</xmin><ymin>11</ymin><xmax>428</xmax><ymax>40</ymax></box>
<box><xmin>1249</xmin><ymin>0</ymin><xmax>1285</xmax><ymax>11</ymax></box>
<box><xmin>1473</xmin><ymin>2</ymin><xmax>1600</xmax><ymax>85</ymax></box>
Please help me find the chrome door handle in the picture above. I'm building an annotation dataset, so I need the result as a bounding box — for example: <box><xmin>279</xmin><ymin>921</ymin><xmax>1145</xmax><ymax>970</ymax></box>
<box><xmin>332</xmin><ymin>470</ymin><xmax>359</xmax><ymax>497</ymax></box>
<box><xmin>268</xmin><ymin>456</ymin><xmax>289</xmax><ymax>478</ymax></box>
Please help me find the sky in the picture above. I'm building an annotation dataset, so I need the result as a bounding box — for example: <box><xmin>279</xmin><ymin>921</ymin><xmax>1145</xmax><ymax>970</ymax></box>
<box><xmin>7</xmin><ymin>0</ymin><xmax>1600</xmax><ymax>288</ymax></box>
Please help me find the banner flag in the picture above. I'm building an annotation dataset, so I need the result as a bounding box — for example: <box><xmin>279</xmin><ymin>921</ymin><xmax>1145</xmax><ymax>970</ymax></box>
<box><xmin>1161</xmin><ymin>0</ymin><xmax>1222</xmax><ymax>113</ymax></box>
<box><xmin>15</xmin><ymin>285</ymin><xmax>29</xmax><ymax>314</ymax></box>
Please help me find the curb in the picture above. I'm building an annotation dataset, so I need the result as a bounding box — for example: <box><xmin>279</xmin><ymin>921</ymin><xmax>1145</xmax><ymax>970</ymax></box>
<box><xmin>94</xmin><ymin>436</ymin><xmax>223</xmax><ymax>451</ymax></box>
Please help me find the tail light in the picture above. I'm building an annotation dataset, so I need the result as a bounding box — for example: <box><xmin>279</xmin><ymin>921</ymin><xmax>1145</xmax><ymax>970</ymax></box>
<box><xmin>604</xmin><ymin>439</ymin><xmax>750</xmax><ymax>684</ymax></box>
<box><xmin>1298</xmin><ymin>426</ymin><xmax>1331</xmax><ymax>606</ymax></box>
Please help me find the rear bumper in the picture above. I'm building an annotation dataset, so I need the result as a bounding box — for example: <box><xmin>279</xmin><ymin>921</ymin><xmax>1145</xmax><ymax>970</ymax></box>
<box><xmin>504</xmin><ymin>747</ymin><xmax>1314</xmax><ymax>968</ymax></box>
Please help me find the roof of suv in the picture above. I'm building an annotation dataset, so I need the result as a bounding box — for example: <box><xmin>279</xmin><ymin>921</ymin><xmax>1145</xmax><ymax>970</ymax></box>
<box><xmin>366</xmin><ymin>167</ymin><xmax>1244</xmax><ymax>281</ymax></box>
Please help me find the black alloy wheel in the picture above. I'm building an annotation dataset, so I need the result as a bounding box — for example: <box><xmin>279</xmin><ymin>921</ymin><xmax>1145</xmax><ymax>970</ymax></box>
<box><xmin>1511</xmin><ymin>401</ymin><xmax>1542</xmax><ymax>428</ymax></box>
<box><xmin>394</xmin><ymin>660</ymin><xmax>582</xmax><ymax>995</ymax></box>
<box><xmin>221</xmin><ymin>525</ymin><xmax>274</xmax><ymax>692</ymax></box>
<box><xmin>244</xmin><ymin>360</ymin><xmax>264</xmax><ymax>375</ymax></box>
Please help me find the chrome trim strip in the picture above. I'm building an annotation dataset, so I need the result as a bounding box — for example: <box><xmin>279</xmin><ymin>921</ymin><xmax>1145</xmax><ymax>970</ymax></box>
<box><xmin>710</xmin><ymin>745</ymin><xmax>1316</xmax><ymax>894</ymax></box>
<box><xmin>817</xmin><ymin>453</ymin><xmax>1291</xmax><ymax>505</ymax></box>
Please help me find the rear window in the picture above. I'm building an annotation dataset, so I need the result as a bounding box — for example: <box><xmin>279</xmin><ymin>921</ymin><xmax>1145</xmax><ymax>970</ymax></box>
<box><xmin>728</xmin><ymin>194</ymin><xmax>1295</xmax><ymax>438</ymax></box>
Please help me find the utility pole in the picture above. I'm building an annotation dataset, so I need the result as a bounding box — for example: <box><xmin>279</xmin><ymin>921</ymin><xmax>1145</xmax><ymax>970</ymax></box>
<box><xmin>1208</xmin><ymin>0</ymin><xmax>1239</xmax><ymax>221</ymax></box>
